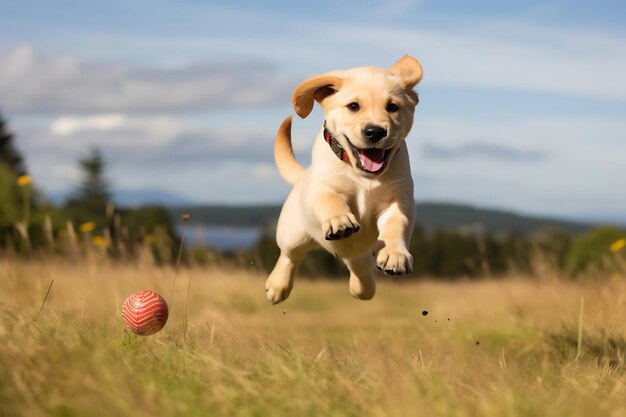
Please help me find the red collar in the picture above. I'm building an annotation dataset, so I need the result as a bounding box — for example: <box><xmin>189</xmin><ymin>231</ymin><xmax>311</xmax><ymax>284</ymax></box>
<box><xmin>323</xmin><ymin>123</ymin><xmax>350</xmax><ymax>162</ymax></box>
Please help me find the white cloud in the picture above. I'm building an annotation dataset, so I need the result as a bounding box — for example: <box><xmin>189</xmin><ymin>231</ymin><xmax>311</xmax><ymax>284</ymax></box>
<box><xmin>48</xmin><ymin>114</ymin><xmax>184</xmax><ymax>148</ymax></box>
<box><xmin>0</xmin><ymin>44</ymin><xmax>294</xmax><ymax>115</ymax></box>
<box><xmin>50</xmin><ymin>114</ymin><xmax>126</xmax><ymax>136</ymax></box>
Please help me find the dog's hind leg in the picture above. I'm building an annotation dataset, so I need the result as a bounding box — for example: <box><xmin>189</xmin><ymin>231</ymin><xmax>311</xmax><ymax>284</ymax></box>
<box><xmin>265</xmin><ymin>250</ymin><xmax>306</xmax><ymax>305</ymax></box>
<box><xmin>265</xmin><ymin>186</ymin><xmax>313</xmax><ymax>305</ymax></box>
<box><xmin>345</xmin><ymin>253</ymin><xmax>376</xmax><ymax>300</ymax></box>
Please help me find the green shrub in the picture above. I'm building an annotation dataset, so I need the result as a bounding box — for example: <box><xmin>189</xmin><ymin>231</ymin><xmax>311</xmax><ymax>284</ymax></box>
<box><xmin>564</xmin><ymin>226</ymin><xmax>626</xmax><ymax>276</ymax></box>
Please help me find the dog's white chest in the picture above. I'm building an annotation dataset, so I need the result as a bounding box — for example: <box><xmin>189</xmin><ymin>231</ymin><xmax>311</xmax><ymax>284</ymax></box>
<box><xmin>354</xmin><ymin>189</ymin><xmax>368</xmax><ymax>219</ymax></box>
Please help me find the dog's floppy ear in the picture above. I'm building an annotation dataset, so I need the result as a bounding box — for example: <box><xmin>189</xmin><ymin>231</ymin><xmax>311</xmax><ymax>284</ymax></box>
<box><xmin>389</xmin><ymin>55</ymin><xmax>423</xmax><ymax>89</ymax></box>
<box><xmin>292</xmin><ymin>75</ymin><xmax>343</xmax><ymax>119</ymax></box>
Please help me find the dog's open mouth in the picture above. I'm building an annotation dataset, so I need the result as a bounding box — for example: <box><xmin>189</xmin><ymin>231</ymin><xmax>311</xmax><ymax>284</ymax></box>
<box><xmin>357</xmin><ymin>148</ymin><xmax>387</xmax><ymax>173</ymax></box>
<box><xmin>345</xmin><ymin>137</ymin><xmax>391</xmax><ymax>174</ymax></box>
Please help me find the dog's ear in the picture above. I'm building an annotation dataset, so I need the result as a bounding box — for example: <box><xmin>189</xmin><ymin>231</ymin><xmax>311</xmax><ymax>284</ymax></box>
<box><xmin>292</xmin><ymin>75</ymin><xmax>343</xmax><ymax>119</ymax></box>
<box><xmin>389</xmin><ymin>55</ymin><xmax>423</xmax><ymax>89</ymax></box>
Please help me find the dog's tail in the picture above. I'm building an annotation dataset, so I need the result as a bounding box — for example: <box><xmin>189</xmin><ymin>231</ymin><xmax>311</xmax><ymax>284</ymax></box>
<box><xmin>274</xmin><ymin>116</ymin><xmax>305</xmax><ymax>185</ymax></box>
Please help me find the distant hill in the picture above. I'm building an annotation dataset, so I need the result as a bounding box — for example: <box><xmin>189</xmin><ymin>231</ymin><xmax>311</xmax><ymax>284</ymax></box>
<box><xmin>414</xmin><ymin>202</ymin><xmax>590</xmax><ymax>235</ymax></box>
<box><xmin>169</xmin><ymin>202</ymin><xmax>593</xmax><ymax>236</ymax></box>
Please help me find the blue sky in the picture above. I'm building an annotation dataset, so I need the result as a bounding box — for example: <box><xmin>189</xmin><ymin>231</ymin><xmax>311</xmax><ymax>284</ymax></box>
<box><xmin>1</xmin><ymin>0</ymin><xmax>625</xmax><ymax>222</ymax></box>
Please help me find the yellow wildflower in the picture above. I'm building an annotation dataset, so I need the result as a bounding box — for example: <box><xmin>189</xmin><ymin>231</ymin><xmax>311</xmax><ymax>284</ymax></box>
<box><xmin>16</xmin><ymin>175</ymin><xmax>32</xmax><ymax>186</ymax></box>
<box><xmin>144</xmin><ymin>234</ymin><xmax>157</xmax><ymax>244</ymax></box>
<box><xmin>79</xmin><ymin>222</ymin><xmax>96</xmax><ymax>233</ymax></box>
<box><xmin>610</xmin><ymin>239</ymin><xmax>625</xmax><ymax>253</ymax></box>
<box><xmin>91</xmin><ymin>235</ymin><xmax>109</xmax><ymax>247</ymax></box>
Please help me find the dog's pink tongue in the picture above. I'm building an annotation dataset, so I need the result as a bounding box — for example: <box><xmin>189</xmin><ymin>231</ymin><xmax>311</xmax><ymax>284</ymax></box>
<box><xmin>359</xmin><ymin>148</ymin><xmax>385</xmax><ymax>172</ymax></box>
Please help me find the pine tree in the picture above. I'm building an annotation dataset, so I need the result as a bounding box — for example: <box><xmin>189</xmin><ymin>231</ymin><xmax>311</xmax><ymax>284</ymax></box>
<box><xmin>0</xmin><ymin>113</ymin><xmax>27</xmax><ymax>231</ymax></box>
<box><xmin>0</xmin><ymin>112</ymin><xmax>27</xmax><ymax>177</ymax></box>
<box><xmin>67</xmin><ymin>148</ymin><xmax>111</xmax><ymax>220</ymax></box>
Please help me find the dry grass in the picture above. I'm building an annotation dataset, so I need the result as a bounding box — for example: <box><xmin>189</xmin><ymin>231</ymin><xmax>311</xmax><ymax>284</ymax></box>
<box><xmin>2</xmin><ymin>260</ymin><xmax>626</xmax><ymax>416</ymax></box>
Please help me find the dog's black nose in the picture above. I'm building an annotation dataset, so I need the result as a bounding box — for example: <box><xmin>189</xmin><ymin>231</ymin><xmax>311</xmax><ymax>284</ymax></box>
<box><xmin>364</xmin><ymin>125</ymin><xmax>387</xmax><ymax>143</ymax></box>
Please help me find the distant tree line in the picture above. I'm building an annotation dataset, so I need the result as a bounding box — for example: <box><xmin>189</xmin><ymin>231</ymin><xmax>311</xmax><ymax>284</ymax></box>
<box><xmin>250</xmin><ymin>227</ymin><xmax>554</xmax><ymax>279</ymax></box>
<box><xmin>248</xmin><ymin>224</ymin><xmax>625</xmax><ymax>279</ymax></box>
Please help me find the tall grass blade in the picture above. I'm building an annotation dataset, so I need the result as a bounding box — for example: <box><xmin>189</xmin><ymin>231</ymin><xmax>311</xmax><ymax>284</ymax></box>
<box><xmin>33</xmin><ymin>278</ymin><xmax>54</xmax><ymax>323</ymax></box>
<box><xmin>576</xmin><ymin>296</ymin><xmax>584</xmax><ymax>359</ymax></box>
<box><xmin>169</xmin><ymin>214</ymin><xmax>189</xmax><ymax>300</ymax></box>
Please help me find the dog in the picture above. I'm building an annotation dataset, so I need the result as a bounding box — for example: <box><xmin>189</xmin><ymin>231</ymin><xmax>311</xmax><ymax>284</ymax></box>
<box><xmin>265</xmin><ymin>55</ymin><xmax>423</xmax><ymax>304</ymax></box>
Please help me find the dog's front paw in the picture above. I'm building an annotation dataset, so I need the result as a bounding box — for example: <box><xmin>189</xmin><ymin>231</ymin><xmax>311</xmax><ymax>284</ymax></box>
<box><xmin>265</xmin><ymin>275</ymin><xmax>293</xmax><ymax>305</ymax></box>
<box><xmin>323</xmin><ymin>213</ymin><xmax>360</xmax><ymax>240</ymax></box>
<box><xmin>375</xmin><ymin>246</ymin><xmax>413</xmax><ymax>276</ymax></box>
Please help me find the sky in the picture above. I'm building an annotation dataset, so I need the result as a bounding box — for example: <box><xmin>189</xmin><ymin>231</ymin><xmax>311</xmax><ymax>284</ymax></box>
<box><xmin>1</xmin><ymin>0</ymin><xmax>625</xmax><ymax>223</ymax></box>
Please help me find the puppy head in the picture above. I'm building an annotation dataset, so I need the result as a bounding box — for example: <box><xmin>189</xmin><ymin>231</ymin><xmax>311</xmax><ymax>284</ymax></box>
<box><xmin>293</xmin><ymin>56</ymin><xmax>422</xmax><ymax>177</ymax></box>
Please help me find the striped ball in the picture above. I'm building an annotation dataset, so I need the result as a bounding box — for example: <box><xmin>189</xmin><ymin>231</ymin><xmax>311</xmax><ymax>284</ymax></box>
<box><xmin>121</xmin><ymin>290</ymin><xmax>169</xmax><ymax>336</ymax></box>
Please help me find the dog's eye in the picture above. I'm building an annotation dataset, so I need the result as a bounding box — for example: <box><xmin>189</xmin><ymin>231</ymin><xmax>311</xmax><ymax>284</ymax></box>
<box><xmin>386</xmin><ymin>103</ymin><xmax>399</xmax><ymax>113</ymax></box>
<box><xmin>347</xmin><ymin>102</ymin><xmax>360</xmax><ymax>112</ymax></box>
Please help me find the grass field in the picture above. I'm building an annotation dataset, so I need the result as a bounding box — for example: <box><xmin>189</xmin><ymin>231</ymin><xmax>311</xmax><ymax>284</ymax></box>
<box><xmin>2</xmin><ymin>260</ymin><xmax>626</xmax><ymax>416</ymax></box>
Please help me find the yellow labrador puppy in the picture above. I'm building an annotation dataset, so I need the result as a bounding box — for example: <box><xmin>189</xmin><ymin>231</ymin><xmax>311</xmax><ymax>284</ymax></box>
<box><xmin>266</xmin><ymin>55</ymin><xmax>423</xmax><ymax>304</ymax></box>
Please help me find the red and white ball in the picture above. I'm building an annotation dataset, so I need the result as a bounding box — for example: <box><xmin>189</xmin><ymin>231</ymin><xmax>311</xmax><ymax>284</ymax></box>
<box><xmin>121</xmin><ymin>290</ymin><xmax>169</xmax><ymax>336</ymax></box>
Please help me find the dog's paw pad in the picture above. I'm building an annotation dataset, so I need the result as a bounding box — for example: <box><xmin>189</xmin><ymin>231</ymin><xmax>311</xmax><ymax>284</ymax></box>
<box><xmin>265</xmin><ymin>277</ymin><xmax>293</xmax><ymax>305</ymax></box>
<box><xmin>265</xmin><ymin>285</ymin><xmax>290</xmax><ymax>305</ymax></box>
<box><xmin>323</xmin><ymin>214</ymin><xmax>360</xmax><ymax>240</ymax></box>
<box><xmin>375</xmin><ymin>247</ymin><xmax>413</xmax><ymax>276</ymax></box>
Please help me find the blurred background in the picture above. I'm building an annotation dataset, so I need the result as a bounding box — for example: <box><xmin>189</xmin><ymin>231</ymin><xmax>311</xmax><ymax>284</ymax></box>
<box><xmin>1</xmin><ymin>0</ymin><xmax>625</xmax><ymax>278</ymax></box>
